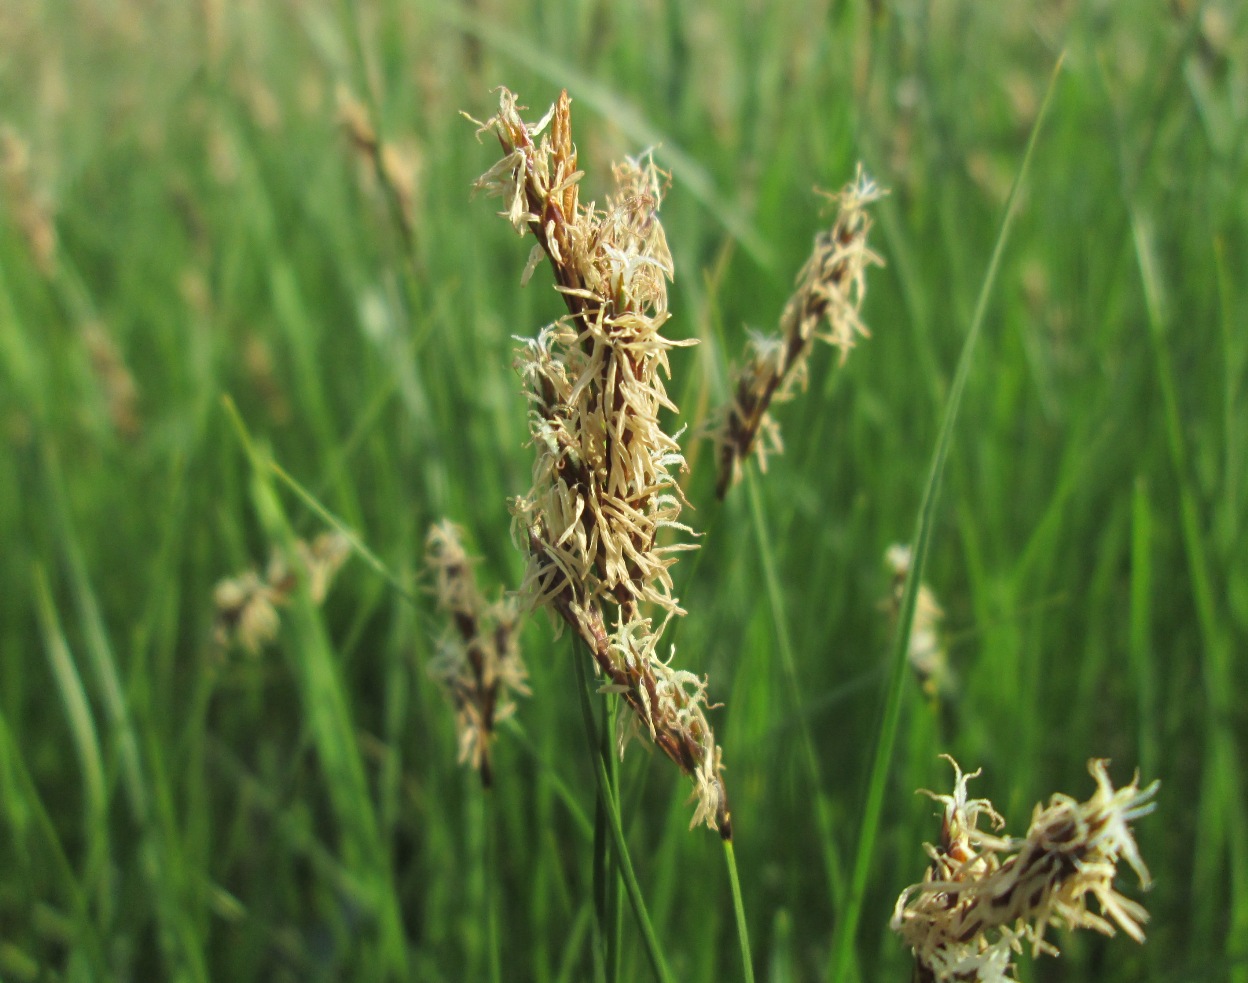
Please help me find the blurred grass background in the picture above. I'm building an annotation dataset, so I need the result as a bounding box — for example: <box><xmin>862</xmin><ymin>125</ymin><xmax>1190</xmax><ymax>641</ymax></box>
<box><xmin>1</xmin><ymin>0</ymin><xmax>1245</xmax><ymax>980</ymax></box>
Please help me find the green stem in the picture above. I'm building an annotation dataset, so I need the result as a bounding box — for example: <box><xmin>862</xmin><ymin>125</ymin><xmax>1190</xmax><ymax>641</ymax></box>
<box><xmin>485</xmin><ymin>789</ymin><xmax>502</xmax><ymax>983</ymax></box>
<box><xmin>1131</xmin><ymin>205</ymin><xmax>1248</xmax><ymax>983</ymax></box>
<box><xmin>592</xmin><ymin>759</ymin><xmax>609</xmax><ymax>982</ymax></box>
<box><xmin>825</xmin><ymin>50</ymin><xmax>1064</xmax><ymax>983</ymax></box>
<box><xmin>603</xmin><ymin>695</ymin><xmax>624</xmax><ymax>983</ymax></box>
<box><xmin>723</xmin><ymin>839</ymin><xmax>756</xmax><ymax>983</ymax></box>
<box><xmin>0</xmin><ymin>708</ymin><xmax>110</xmax><ymax>979</ymax></box>
<box><xmin>573</xmin><ymin>645</ymin><xmax>675</xmax><ymax>983</ymax></box>
<box><xmin>744</xmin><ymin>465</ymin><xmax>849</xmax><ymax>906</ymax></box>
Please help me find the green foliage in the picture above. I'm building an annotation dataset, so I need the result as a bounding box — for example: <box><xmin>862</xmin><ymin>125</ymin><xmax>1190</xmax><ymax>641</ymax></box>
<box><xmin>1</xmin><ymin>1</ymin><xmax>1244</xmax><ymax>981</ymax></box>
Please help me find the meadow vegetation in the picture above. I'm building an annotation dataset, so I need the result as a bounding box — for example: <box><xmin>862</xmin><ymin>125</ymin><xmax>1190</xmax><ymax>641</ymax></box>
<box><xmin>1</xmin><ymin>1</ymin><xmax>1245</xmax><ymax>981</ymax></box>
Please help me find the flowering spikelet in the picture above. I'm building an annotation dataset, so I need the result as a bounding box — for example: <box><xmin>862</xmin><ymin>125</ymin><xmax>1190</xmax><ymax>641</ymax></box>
<box><xmin>712</xmin><ymin>167</ymin><xmax>885</xmax><ymax>497</ymax></box>
<box><xmin>0</xmin><ymin>126</ymin><xmax>58</xmax><ymax>277</ymax></box>
<box><xmin>213</xmin><ymin>532</ymin><xmax>351</xmax><ymax>654</ymax></box>
<box><xmin>469</xmin><ymin>88</ymin><xmax>729</xmax><ymax>835</ymax></box>
<box><xmin>892</xmin><ymin>757</ymin><xmax>1159</xmax><ymax>982</ymax></box>
<box><xmin>883</xmin><ymin>543</ymin><xmax>951</xmax><ymax>699</ymax></box>
<box><xmin>337</xmin><ymin>85</ymin><xmax>421</xmax><ymax>244</ymax></box>
<box><xmin>425</xmin><ymin>521</ymin><xmax>528</xmax><ymax>787</ymax></box>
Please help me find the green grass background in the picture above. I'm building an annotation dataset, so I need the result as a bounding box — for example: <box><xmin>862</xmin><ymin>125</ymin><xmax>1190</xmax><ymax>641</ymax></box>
<box><xmin>2</xmin><ymin>0</ymin><xmax>1245</xmax><ymax>980</ymax></box>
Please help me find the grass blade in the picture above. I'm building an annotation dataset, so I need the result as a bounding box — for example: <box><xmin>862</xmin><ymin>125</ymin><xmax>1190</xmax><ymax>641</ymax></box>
<box><xmin>1130</xmin><ymin>202</ymin><xmax>1248</xmax><ymax>983</ymax></box>
<box><xmin>32</xmin><ymin>563</ymin><xmax>107</xmax><ymax>863</ymax></box>
<box><xmin>224</xmin><ymin>399</ymin><xmax>410</xmax><ymax>978</ymax></box>
<box><xmin>742</xmin><ymin>466</ymin><xmax>851</xmax><ymax>910</ymax></box>
<box><xmin>0</xmin><ymin>707</ymin><xmax>110</xmax><ymax>980</ymax></box>
<box><xmin>40</xmin><ymin>438</ymin><xmax>211</xmax><ymax>982</ymax></box>
<box><xmin>825</xmin><ymin>51</ymin><xmax>1066</xmax><ymax>983</ymax></box>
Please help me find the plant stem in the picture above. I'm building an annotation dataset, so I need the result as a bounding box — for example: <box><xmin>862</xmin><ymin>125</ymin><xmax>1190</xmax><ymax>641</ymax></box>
<box><xmin>573</xmin><ymin>644</ymin><xmax>675</xmax><ymax>983</ymax></box>
<box><xmin>604</xmin><ymin>695</ymin><xmax>624</xmax><ymax>983</ymax></box>
<box><xmin>485</xmin><ymin>789</ymin><xmax>502</xmax><ymax>983</ymax></box>
<box><xmin>723</xmin><ymin>839</ymin><xmax>756</xmax><ymax>983</ymax></box>
<box><xmin>825</xmin><ymin>49</ymin><xmax>1065</xmax><ymax>983</ymax></box>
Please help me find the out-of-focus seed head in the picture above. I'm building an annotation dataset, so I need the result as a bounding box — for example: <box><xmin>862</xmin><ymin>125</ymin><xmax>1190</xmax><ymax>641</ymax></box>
<box><xmin>425</xmin><ymin>521</ymin><xmax>529</xmax><ymax>787</ymax></box>
<box><xmin>213</xmin><ymin>532</ymin><xmax>351</xmax><ymax>656</ymax></box>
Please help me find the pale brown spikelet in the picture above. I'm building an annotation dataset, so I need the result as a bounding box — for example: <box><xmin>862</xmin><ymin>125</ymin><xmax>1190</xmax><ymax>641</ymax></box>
<box><xmin>424</xmin><ymin>521</ymin><xmax>528</xmax><ymax>788</ymax></box>
<box><xmin>337</xmin><ymin>85</ymin><xmax>421</xmax><ymax>244</ymax></box>
<box><xmin>470</xmin><ymin>88</ymin><xmax>729</xmax><ymax>835</ymax></box>
<box><xmin>337</xmin><ymin>85</ymin><xmax>378</xmax><ymax>157</ymax></box>
<box><xmin>883</xmin><ymin>544</ymin><xmax>951</xmax><ymax>699</ymax></box>
<box><xmin>241</xmin><ymin>331</ymin><xmax>292</xmax><ymax>425</ymax></box>
<box><xmin>0</xmin><ymin>126</ymin><xmax>58</xmax><ymax>277</ymax></box>
<box><xmin>892</xmin><ymin>757</ymin><xmax>1159</xmax><ymax>982</ymax></box>
<box><xmin>213</xmin><ymin>572</ymin><xmax>282</xmax><ymax>656</ymax></box>
<box><xmin>213</xmin><ymin>532</ymin><xmax>351</xmax><ymax>655</ymax></box>
<box><xmin>81</xmin><ymin>320</ymin><xmax>142</xmax><ymax>439</ymax></box>
<box><xmin>712</xmin><ymin>167</ymin><xmax>885</xmax><ymax>497</ymax></box>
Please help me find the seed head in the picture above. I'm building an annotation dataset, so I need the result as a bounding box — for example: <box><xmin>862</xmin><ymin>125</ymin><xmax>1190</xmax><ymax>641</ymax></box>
<box><xmin>883</xmin><ymin>543</ymin><xmax>951</xmax><ymax>699</ymax></box>
<box><xmin>892</xmin><ymin>757</ymin><xmax>1159</xmax><ymax>982</ymax></box>
<box><xmin>213</xmin><ymin>532</ymin><xmax>351</xmax><ymax>655</ymax></box>
<box><xmin>425</xmin><ymin>520</ymin><xmax>529</xmax><ymax>788</ymax></box>
<box><xmin>470</xmin><ymin>88</ymin><xmax>728</xmax><ymax>833</ymax></box>
<box><xmin>712</xmin><ymin>166</ymin><xmax>885</xmax><ymax>497</ymax></box>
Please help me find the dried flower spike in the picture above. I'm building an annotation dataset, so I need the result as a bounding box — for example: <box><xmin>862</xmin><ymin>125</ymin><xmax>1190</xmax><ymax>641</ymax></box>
<box><xmin>470</xmin><ymin>87</ymin><xmax>729</xmax><ymax>834</ymax></box>
<box><xmin>892</xmin><ymin>757</ymin><xmax>1159</xmax><ymax>982</ymax></box>
<box><xmin>883</xmin><ymin>543</ymin><xmax>951</xmax><ymax>698</ymax></box>
<box><xmin>1</xmin><ymin>126</ymin><xmax>58</xmax><ymax>277</ymax></box>
<box><xmin>425</xmin><ymin>521</ymin><xmax>528</xmax><ymax>787</ymax></box>
<box><xmin>213</xmin><ymin>531</ymin><xmax>351</xmax><ymax>654</ymax></box>
<box><xmin>337</xmin><ymin>85</ymin><xmax>420</xmax><ymax>245</ymax></box>
<box><xmin>712</xmin><ymin>167</ymin><xmax>885</xmax><ymax>497</ymax></box>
